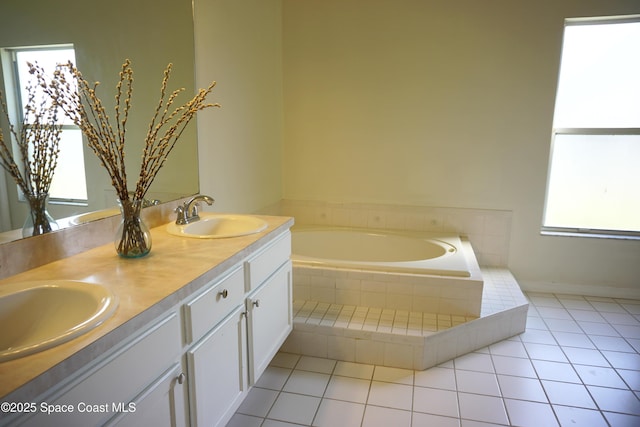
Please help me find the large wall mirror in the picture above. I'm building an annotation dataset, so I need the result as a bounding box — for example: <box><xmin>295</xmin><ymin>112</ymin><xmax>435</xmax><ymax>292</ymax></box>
<box><xmin>0</xmin><ymin>0</ymin><xmax>198</xmax><ymax>241</ymax></box>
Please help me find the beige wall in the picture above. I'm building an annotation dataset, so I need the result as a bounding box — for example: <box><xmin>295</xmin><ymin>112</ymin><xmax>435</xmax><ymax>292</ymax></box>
<box><xmin>281</xmin><ymin>0</ymin><xmax>640</xmax><ymax>296</ymax></box>
<box><xmin>194</xmin><ymin>0</ymin><xmax>284</xmax><ymax>214</ymax></box>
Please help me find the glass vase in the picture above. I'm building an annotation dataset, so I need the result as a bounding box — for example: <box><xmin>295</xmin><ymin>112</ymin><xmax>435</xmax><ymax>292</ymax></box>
<box><xmin>115</xmin><ymin>198</ymin><xmax>152</xmax><ymax>258</ymax></box>
<box><xmin>22</xmin><ymin>192</ymin><xmax>59</xmax><ymax>238</ymax></box>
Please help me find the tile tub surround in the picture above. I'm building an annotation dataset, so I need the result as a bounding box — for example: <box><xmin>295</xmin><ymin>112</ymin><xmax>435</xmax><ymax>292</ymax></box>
<box><xmin>292</xmin><ymin>239</ymin><xmax>484</xmax><ymax>317</ymax></box>
<box><xmin>0</xmin><ymin>215</ymin><xmax>294</xmax><ymax>402</ymax></box>
<box><xmin>281</xmin><ymin>268</ymin><xmax>529</xmax><ymax>370</ymax></box>
<box><xmin>270</xmin><ymin>199</ymin><xmax>513</xmax><ymax>268</ymax></box>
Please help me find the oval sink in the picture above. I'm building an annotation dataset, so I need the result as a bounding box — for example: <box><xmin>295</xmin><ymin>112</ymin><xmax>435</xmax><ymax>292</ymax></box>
<box><xmin>0</xmin><ymin>280</ymin><xmax>118</xmax><ymax>362</ymax></box>
<box><xmin>166</xmin><ymin>213</ymin><xmax>268</xmax><ymax>239</ymax></box>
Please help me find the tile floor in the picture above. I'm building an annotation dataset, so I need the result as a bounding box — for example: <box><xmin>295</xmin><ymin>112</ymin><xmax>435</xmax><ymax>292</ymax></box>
<box><xmin>227</xmin><ymin>291</ymin><xmax>640</xmax><ymax>426</ymax></box>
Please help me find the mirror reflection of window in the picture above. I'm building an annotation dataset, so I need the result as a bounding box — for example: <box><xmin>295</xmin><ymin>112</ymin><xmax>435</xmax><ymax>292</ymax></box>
<box><xmin>10</xmin><ymin>46</ymin><xmax>88</xmax><ymax>203</ymax></box>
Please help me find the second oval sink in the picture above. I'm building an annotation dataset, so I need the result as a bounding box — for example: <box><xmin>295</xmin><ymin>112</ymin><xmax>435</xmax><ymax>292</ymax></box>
<box><xmin>0</xmin><ymin>280</ymin><xmax>118</xmax><ymax>362</ymax></box>
<box><xmin>166</xmin><ymin>213</ymin><xmax>268</xmax><ymax>239</ymax></box>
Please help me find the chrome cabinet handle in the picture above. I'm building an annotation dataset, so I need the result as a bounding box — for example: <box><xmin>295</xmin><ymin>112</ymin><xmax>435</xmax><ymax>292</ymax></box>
<box><xmin>253</xmin><ymin>299</ymin><xmax>260</xmax><ymax>308</ymax></box>
<box><xmin>218</xmin><ymin>289</ymin><xmax>228</xmax><ymax>299</ymax></box>
<box><xmin>177</xmin><ymin>373</ymin><xmax>186</xmax><ymax>385</ymax></box>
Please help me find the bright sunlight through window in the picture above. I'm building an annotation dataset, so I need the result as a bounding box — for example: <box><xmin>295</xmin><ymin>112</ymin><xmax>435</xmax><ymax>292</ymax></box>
<box><xmin>13</xmin><ymin>47</ymin><xmax>88</xmax><ymax>202</ymax></box>
<box><xmin>543</xmin><ymin>16</ymin><xmax>640</xmax><ymax>238</ymax></box>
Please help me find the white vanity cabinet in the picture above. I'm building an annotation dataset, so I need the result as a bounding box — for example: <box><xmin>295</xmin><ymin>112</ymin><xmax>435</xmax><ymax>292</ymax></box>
<box><xmin>15</xmin><ymin>312</ymin><xmax>187</xmax><ymax>427</ymax></box>
<box><xmin>246</xmin><ymin>261</ymin><xmax>292</xmax><ymax>385</ymax></box>
<box><xmin>184</xmin><ymin>231</ymin><xmax>292</xmax><ymax>427</ymax></box>
<box><xmin>186</xmin><ymin>306</ymin><xmax>247</xmax><ymax>427</ymax></box>
<box><xmin>184</xmin><ymin>266</ymin><xmax>247</xmax><ymax>427</ymax></box>
<box><xmin>5</xmin><ymin>227</ymin><xmax>292</xmax><ymax>427</ymax></box>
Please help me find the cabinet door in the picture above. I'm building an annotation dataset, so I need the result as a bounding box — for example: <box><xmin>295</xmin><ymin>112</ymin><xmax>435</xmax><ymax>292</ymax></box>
<box><xmin>107</xmin><ymin>363</ymin><xmax>188</xmax><ymax>427</ymax></box>
<box><xmin>247</xmin><ymin>261</ymin><xmax>293</xmax><ymax>385</ymax></box>
<box><xmin>187</xmin><ymin>306</ymin><xmax>247</xmax><ymax>427</ymax></box>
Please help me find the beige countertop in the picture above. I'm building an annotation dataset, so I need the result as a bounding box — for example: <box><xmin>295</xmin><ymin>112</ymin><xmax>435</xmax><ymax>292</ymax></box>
<box><xmin>0</xmin><ymin>215</ymin><xmax>293</xmax><ymax>402</ymax></box>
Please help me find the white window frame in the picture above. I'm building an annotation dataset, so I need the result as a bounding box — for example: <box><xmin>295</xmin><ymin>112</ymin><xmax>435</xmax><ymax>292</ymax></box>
<box><xmin>542</xmin><ymin>15</ymin><xmax>640</xmax><ymax>240</ymax></box>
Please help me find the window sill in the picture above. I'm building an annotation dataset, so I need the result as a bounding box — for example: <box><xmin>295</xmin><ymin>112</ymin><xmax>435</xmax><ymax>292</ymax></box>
<box><xmin>541</xmin><ymin>228</ymin><xmax>640</xmax><ymax>241</ymax></box>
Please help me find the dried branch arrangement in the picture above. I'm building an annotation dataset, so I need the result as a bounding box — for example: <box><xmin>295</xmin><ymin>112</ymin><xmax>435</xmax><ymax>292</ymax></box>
<box><xmin>30</xmin><ymin>59</ymin><xmax>219</xmax><ymax>203</ymax></box>
<box><xmin>0</xmin><ymin>85</ymin><xmax>62</xmax><ymax>235</ymax></box>
<box><xmin>30</xmin><ymin>60</ymin><xmax>219</xmax><ymax>256</ymax></box>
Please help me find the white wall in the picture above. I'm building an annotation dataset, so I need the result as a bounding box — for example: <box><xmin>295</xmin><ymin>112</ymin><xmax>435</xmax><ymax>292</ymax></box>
<box><xmin>281</xmin><ymin>0</ymin><xmax>640</xmax><ymax>297</ymax></box>
<box><xmin>194</xmin><ymin>0</ymin><xmax>284</xmax><ymax>214</ymax></box>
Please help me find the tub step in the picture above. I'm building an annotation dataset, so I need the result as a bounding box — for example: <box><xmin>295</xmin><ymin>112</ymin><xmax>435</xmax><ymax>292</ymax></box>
<box><xmin>280</xmin><ymin>268</ymin><xmax>529</xmax><ymax>370</ymax></box>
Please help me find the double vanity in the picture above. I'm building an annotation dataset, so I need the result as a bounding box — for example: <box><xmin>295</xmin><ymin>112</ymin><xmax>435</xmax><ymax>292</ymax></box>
<box><xmin>0</xmin><ymin>208</ymin><xmax>294</xmax><ymax>427</ymax></box>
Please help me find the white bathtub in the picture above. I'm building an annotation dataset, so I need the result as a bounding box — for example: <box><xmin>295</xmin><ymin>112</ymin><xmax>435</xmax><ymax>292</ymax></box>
<box><xmin>291</xmin><ymin>227</ymin><xmax>471</xmax><ymax>277</ymax></box>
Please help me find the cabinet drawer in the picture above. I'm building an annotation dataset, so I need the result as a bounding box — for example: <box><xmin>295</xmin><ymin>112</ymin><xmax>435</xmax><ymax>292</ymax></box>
<box><xmin>245</xmin><ymin>232</ymin><xmax>291</xmax><ymax>292</ymax></box>
<box><xmin>185</xmin><ymin>265</ymin><xmax>244</xmax><ymax>344</ymax></box>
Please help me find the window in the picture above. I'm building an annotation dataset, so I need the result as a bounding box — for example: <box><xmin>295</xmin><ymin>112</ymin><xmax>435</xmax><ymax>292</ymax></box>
<box><xmin>543</xmin><ymin>16</ymin><xmax>640</xmax><ymax>238</ymax></box>
<box><xmin>5</xmin><ymin>46</ymin><xmax>88</xmax><ymax>203</ymax></box>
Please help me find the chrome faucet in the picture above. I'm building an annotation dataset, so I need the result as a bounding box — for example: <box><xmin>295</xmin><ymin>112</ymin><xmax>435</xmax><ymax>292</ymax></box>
<box><xmin>175</xmin><ymin>195</ymin><xmax>214</xmax><ymax>225</ymax></box>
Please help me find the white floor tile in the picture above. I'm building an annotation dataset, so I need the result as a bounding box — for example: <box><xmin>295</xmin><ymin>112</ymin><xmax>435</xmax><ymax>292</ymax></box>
<box><xmin>411</xmin><ymin>412</ymin><xmax>460</xmax><ymax>427</ymax></box>
<box><xmin>488</xmin><ymin>339</ymin><xmax>529</xmax><ymax>358</ymax></box>
<box><xmin>602</xmin><ymin>411</ymin><xmax>640</xmax><ymax>427</ymax></box>
<box><xmin>587</xmin><ymin>385</ymin><xmax>640</xmax><ymax>415</ymax></box>
<box><xmin>573</xmin><ymin>364</ymin><xmax>628</xmax><ymax>388</ymax></box>
<box><xmin>504</xmin><ymin>399</ymin><xmax>559</xmax><ymax>427</ymax></box>
<box><xmin>567</xmin><ymin>309</ymin><xmax>606</xmax><ymax>322</ymax></box>
<box><xmin>262</xmin><ymin>419</ymin><xmax>308</xmax><ymax>427</ymax></box>
<box><xmin>312</xmin><ymin>399</ymin><xmax>365</xmax><ymax>427</ymax></box>
<box><xmin>333</xmin><ymin>360</ymin><xmax>374</xmax><ymax>379</ymax></box>
<box><xmin>295</xmin><ymin>356</ymin><xmax>337</xmax><ymax>374</ymax></box>
<box><xmin>497</xmin><ymin>375</ymin><xmax>547</xmax><ymax>402</ymax></box>
<box><xmin>270</xmin><ymin>352</ymin><xmax>301</xmax><ymax>369</ymax></box>
<box><xmin>613</xmin><ymin>324</ymin><xmax>640</xmax><ymax>340</ymax></box>
<box><xmin>362</xmin><ymin>405</ymin><xmax>411</xmax><ymax>427</ymax></box>
<box><xmin>225</xmin><ymin>413</ymin><xmax>263</xmax><ymax>427</ymax></box>
<box><xmin>545</xmin><ymin>318</ymin><xmax>583</xmax><ymax>333</ymax></box>
<box><xmin>541</xmin><ymin>380</ymin><xmax>597</xmax><ymax>409</ymax></box>
<box><xmin>617</xmin><ymin>368</ymin><xmax>640</xmax><ymax>391</ymax></box>
<box><xmin>237</xmin><ymin>387</ymin><xmax>279</xmax><ymax>417</ymax></box>
<box><xmin>372</xmin><ymin>365</ymin><xmax>414</xmax><ymax>385</ymax></box>
<box><xmin>268</xmin><ymin>392</ymin><xmax>321</xmax><ymax>425</ymax></box>
<box><xmin>283</xmin><ymin>370</ymin><xmax>330</xmax><ymax>397</ymax></box>
<box><xmin>518</xmin><ymin>329</ymin><xmax>556</xmax><ymax>345</ymax></box>
<box><xmin>323</xmin><ymin>375</ymin><xmax>371</xmax><ymax>403</ymax></box>
<box><xmin>458</xmin><ymin>393</ymin><xmax>508</xmax><ymax>425</ymax></box>
<box><xmin>523</xmin><ymin>342</ymin><xmax>568</xmax><ymax>363</ymax></box>
<box><xmin>532</xmin><ymin>360</ymin><xmax>581</xmax><ymax>383</ymax></box>
<box><xmin>602</xmin><ymin>350</ymin><xmax>640</xmax><ymax>370</ymax></box>
<box><xmin>367</xmin><ymin>381</ymin><xmax>413</xmax><ymax>410</ymax></box>
<box><xmin>492</xmin><ymin>355</ymin><xmax>537</xmax><ymax>378</ymax></box>
<box><xmin>589</xmin><ymin>335</ymin><xmax>636</xmax><ymax>352</ymax></box>
<box><xmin>412</xmin><ymin>387</ymin><xmax>459</xmax><ymax>418</ymax></box>
<box><xmin>255</xmin><ymin>366</ymin><xmax>292</xmax><ymax>391</ymax></box>
<box><xmin>537</xmin><ymin>306</ymin><xmax>573</xmax><ymax>320</ymax></box>
<box><xmin>553</xmin><ymin>405</ymin><xmax>609</xmax><ymax>427</ymax></box>
<box><xmin>577</xmin><ymin>321</ymin><xmax>621</xmax><ymax>336</ymax></box>
<box><xmin>414</xmin><ymin>366</ymin><xmax>457</xmax><ymax>390</ymax></box>
<box><xmin>562</xmin><ymin>346</ymin><xmax>610</xmax><ymax>367</ymax></box>
<box><xmin>456</xmin><ymin>370</ymin><xmax>501</xmax><ymax>396</ymax></box>
<box><xmin>453</xmin><ymin>352</ymin><xmax>495</xmax><ymax>372</ymax></box>
<box><xmin>230</xmin><ymin>282</ymin><xmax>640</xmax><ymax>427</ymax></box>
<box><xmin>551</xmin><ymin>331</ymin><xmax>595</xmax><ymax>349</ymax></box>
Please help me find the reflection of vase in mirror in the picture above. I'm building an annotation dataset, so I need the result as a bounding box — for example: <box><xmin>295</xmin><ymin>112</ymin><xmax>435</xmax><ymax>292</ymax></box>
<box><xmin>22</xmin><ymin>192</ymin><xmax>58</xmax><ymax>238</ymax></box>
<box><xmin>0</xmin><ymin>0</ymin><xmax>198</xmax><ymax>238</ymax></box>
